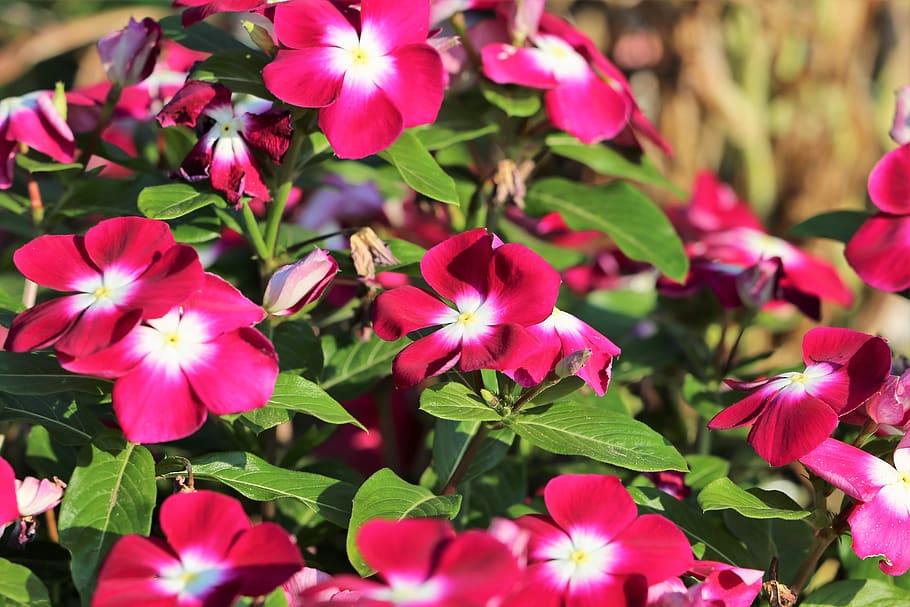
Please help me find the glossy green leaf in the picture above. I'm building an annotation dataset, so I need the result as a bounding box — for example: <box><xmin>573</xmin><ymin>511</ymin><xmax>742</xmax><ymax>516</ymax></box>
<box><xmin>420</xmin><ymin>382</ymin><xmax>502</xmax><ymax>421</ymax></box>
<box><xmin>165</xmin><ymin>451</ymin><xmax>356</xmax><ymax>527</ymax></box>
<box><xmin>505</xmin><ymin>400</ymin><xmax>687</xmax><ymax>472</ymax></box>
<box><xmin>138</xmin><ymin>183</ymin><xmax>227</xmax><ymax>220</ymax></box>
<box><xmin>481</xmin><ymin>81</ymin><xmax>542</xmax><ymax>117</ymax></box>
<box><xmin>269</xmin><ymin>373</ymin><xmax>365</xmax><ymax>429</ymax></box>
<box><xmin>0</xmin><ymin>393</ymin><xmax>102</xmax><ymax>445</ymax></box>
<box><xmin>0</xmin><ymin>558</ymin><xmax>52</xmax><ymax>607</ymax></box>
<box><xmin>379</xmin><ymin>131</ymin><xmax>459</xmax><ymax>204</ymax></box>
<box><xmin>545</xmin><ymin>134</ymin><xmax>684</xmax><ymax>196</ymax></box>
<box><xmin>347</xmin><ymin>469</ymin><xmax>461</xmax><ymax>575</ymax></box>
<box><xmin>0</xmin><ymin>352</ymin><xmax>108</xmax><ymax>395</ymax></box>
<box><xmin>414</xmin><ymin>121</ymin><xmax>499</xmax><ymax>151</ymax></box>
<box><xmin>272</xmin><ymin>320</ymin><xmax>323</xmax><ymax>379</ymax></box>
<box><xmin>320</xmin><ymin>333</ymin><xmax>406</xmax><ymax>401</ymax></box>
<box><xmin>802</xmin><ymin>580</ymin><xmax>910</xmax><ymax>607</ymax></box>
<box><xmin>698</xmin><ymin>477</ymin><xmax>811</xmax><ymax>520</ymax></box>
<box><xmin>16</xmin><ymin>155</ymin><xmax>83</xmax><ymax>173</ymax></box>
<box><xmin>159</xmin><ymin>14</ymin><xmax>250</xmax><ymax>53</ymax></box>
<box><xmin>230</xmin><ymin>406</ymin><xmax>293</xmax><ymax>434</ymax></box>
<box><xmin>58</xmin><ymin>434</ymin><xmax>157</xmax><ymax>606</ymax></box>
<box><xmin>790</xmin><ymin>209</ymin><xmax>870</xmax><ymax>243</ymax></box>
<box><xmin>525</xmin><ymin>178</ymin><xmax>689</xmax><ymax>281</ymax></box>
<box><xmin>189</xmin><ymin>50</ymin><xmax>273</xmax><ymax>99</ymax></box>
<box><xmin>684</xmin><ymin>455</ymin><xmax>730</xmax><ymax>491</ymax></box>
<box><xmin>432</xmin><ymin>419</ymin><xmax>514</xmax><ymax>489</ymax></box>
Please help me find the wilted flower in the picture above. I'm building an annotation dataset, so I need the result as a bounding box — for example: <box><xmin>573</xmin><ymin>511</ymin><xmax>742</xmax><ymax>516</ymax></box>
<box><xmin>96</xmin><ymin>17</ymin><xmax>162</xmax><ymax>87</ymax></box>
<box><xmin>264</xmin><ymin>248</ymin><xmax>339</xmax><ymax>316</ymax></box>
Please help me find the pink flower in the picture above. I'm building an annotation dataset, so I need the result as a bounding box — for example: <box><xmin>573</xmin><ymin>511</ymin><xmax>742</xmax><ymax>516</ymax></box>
<box><xmin>504</xmin><ymin>307</ymin><xmax>621</xmax><ymax>395</ymax></box>
<box><xmin>0</xmin><ymin>90</ymin><xmax>76</xmax><ymax>188</ymax></box>
<box><xmin>0</xmin><ymin>458</ymin><xmax>19</xmax><ymax>529</ymax></box>
<box><xmin>890</xmin><ymin>85</ymin><xmax>910</xmax><ymax>145</ymax></box>
<box><xmin>305</xmin><ymin>518</ymin><xmax>519</xmax><ymax>606</ymax></box>
<box><xmin>97</xmin><ymin>17</ymin><xmax>162</xmax><ymax>87</ymax></box>
<box><xmin>648</xmin><ymin>561</ymin><xmax>763</xmax><ymax>607</ymax></box>
<box><xmin>371</xmin><ymin>228</ymin><xmax>561</xmax><ymax>388</ymax></box>
<box><xmin>158</xmin><ymin>81</ymin><xmax>293</xmax><ymax>204</ymax></box>
<box><xmin>800</xmin><ymin>434</ymin><xmax>910</xmax><ymax>575</ymax></box>
<box><xmin>2</xmin><ymin>475</ymin><xmax>66</xmax><ymax>545</ymax></box>
<box><xmin>173</xmin><ymin>0</ymin><xmax>271</xmax><ymax>27</ymax></box>
<box><xmin>263</xmin><ymin>0</ymin><xmax>445</xmax><ymax>159</ymax></box>
<box><xmin>845</xmin><ymin>370</ymin><xmax>910</xmax><ymax>434</ymax></box>
<box><xmin>59</xmin><ymin>273</ymin><xmax>278</xmax><ymax>443</ymax></box>
<box><xmin>284</xmin><ymin>567</ymin><xmax>362</xmax><ymax>605</ymax></box>
<box><xmin>93</xmin><ymin>490</ymin><xmax>303</xmax><ymax>607</ymax></box>
<box><xmin>502</xmin><ymin>474</ymin><xmax>693</xmax><ymax>607</ymax></box>
<box><xmin>263</xmin><ymin>248</ymin><xmax>339</xmax><ymax>316</ymax></box>
<box><xmin>845</xmin><ymin>143</ymin><xmax>910</xmax><ymax>292</ymax></box>
<box><xmin>4</xmin><ymin>217</ymin><xmax>204</xmax><ymax>358</ymax></box>
<box><xmin>709</xmin><ymin>327</ymin><xmax>892</xmax><ymax>466</ymax></box>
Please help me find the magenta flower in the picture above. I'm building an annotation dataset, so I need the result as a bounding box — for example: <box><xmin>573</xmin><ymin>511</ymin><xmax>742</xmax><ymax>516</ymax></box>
<box><xmin>502</xmin><ymin>474</ymin><xmax>692</xmax><ymax>607</ymax></box>
<box><xmin>648</xmin><ymin>561</ymin><xmax>763</xmax><ymax>607</ymax></box>
<box><xmin>0</xmin><ymin>458</ymin><xmax>19</xmax><ymax>530</ymax></box>
<box><xmin>4</xmin><ymin>216</ymin><xmax>204</xmax><ymax>358</ymax></box>
<box><xmin>801</xmin><ymin>434</ymin><xmax>910</xmax><ymax>575</ymax></box>
<box><xmin>262</xmin><ymin>0</ymin><xmax>445</xmax><ymax>159</ymax></box>
<box><xmin>59</xmin><ymin>273</ymin><xmax>278</xmax><ymax>443</ymax></box>
<box><xmin>97</xmin><ymin>17</ymin><xmax>162</xmax><ymax>87</ymax></box>
<box><xmin>93</xmin><ymin>490</ymin><xmax>303</xmax><ymax>607</ymax></box>
<box><xmin>845</xmin><ymin>143</ymin><xmax>910</xmax><ymax>292</ymax></box>
<box><xmin>303</xmin><ymin>518</ymin><xmax>519</xmax><ymax>606</ymax></box>
<box><xmin>263</xmin><ymin>248</ymin><xmax>338</xmax><ymax>316</ymax></box>
<box><xmin>173</xmin><ymin>0</ymin><xmax>271</xmax><ymax>27</ymax></box>
<box><xmin>709</xmin><ymin>327</ymin><xmax>892</xmax><ymax>466</ymax></box>
<box><xmin>505</xmin><ymin>307</ymin><xmax>621</xmax><ymax>395</ymax></box>
<box><xmin>0</xmin><ymin>90</ymin><xmax>76</xmax><ymax>188</ymax></box>
<box><xmin>1</xmin><ymin>474</ymin><xmax>66</xmax><ymax>545</ymax></box>
<box><xmin>844</xmin><ymin>370</ymin><xmax>910</xmax><ymax>434</ymax></box>
<box><xmin>158</xmin><ymin>80</ymin><xmax>293</xmax><ymax>204</ymax></box>
<box><xmin>372</xmin><ymin>228</ymin><xmax>561</xmax><ymax>388</ymax></box>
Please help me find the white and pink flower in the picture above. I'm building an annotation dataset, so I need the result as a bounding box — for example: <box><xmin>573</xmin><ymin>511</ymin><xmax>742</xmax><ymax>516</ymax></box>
<box><xmin>0</xmin><ymin>90</ymin><xmax>76</xmax><ymax>188</ymax></box>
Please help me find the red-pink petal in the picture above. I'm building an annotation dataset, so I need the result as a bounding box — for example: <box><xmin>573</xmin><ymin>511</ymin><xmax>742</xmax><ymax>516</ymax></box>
<box><xmin>747</xmin><ymin>390</ymin><xmax>838</xmax><ymax>466</ymax></box>
<box><xmin>113</xmin><ymin>362</ymin><xmax>206</xmax><ymax>443</ymax></box>
<box><xmin>460</xmin><ymin>323</ymin><xmax>540</xmax><ymax>371</ymax></box>
<box><xmin>319</xmin><ymin>77</ymin><xmax>403</xmax><ymax>159</ymax></box>
<box><xmin>607</xmin><ymin>514</ymin><xmax>693</xmax><ymax>584</ymax></box>
<box><xmin>567</xmin><ymin>577</ymin><xmax>647</xmax><ymax>607</ymax></box>
<box><xmin>707</xmin><ymin>385</ymin><xmax>772</xmax><ymax>430</ymax></box>
<box><xmin>433</xmin><ymin>530</ymin><xmax>520</xmax><ymax>603</ymax></box>
<box><xmin>544</xmin><ymin>475</ymin><xmax>636</xmax><ymax>544</ymax></box>
<box><xmin>93</xmin><ymin>536</ymin><xmax>182</xmax><ymax>607</ymax></box>
<box><xmin>0</xmin><ymin>458</ymin><xmax>19</xmax><ymax>526</ymax></box>
<box><xmin>382</xmin><ymin>44</ymin><xmax>445</xmax><ymax>128</ymax></box>
<box><xmin>160</xmin><ymin>491</ymin><xmax>251</xmax><ymax>560</ymax></box>
<box><xmin>83</xmin><ymin>216</ymin><xmax>175</xmax><ymax>272</ymax></box>
<box><xmin>360</xmin><ymin>0</ymin><xmax>430</xmax><ymax>50</ymax></box>
<box><xmin>272</xmin><ymin>0</ymin><xmax>356</xmax><ymax>49</ymax></box>
<box><xmin>186</xmin><ymin>328</ymin><xmax>278</xmax><ymax>415</ymax></box>
<box><xmin>157</xmin><ymin>80</ymin><xmax>230</xmax><ymax>128</ymax></box>
<box><xmin>54</xmin><ymin>305</ymin><xmax>142</xmax><ymax>358</ymax></box>
<box><xmin>845</xmin><ymin>213</ymin><xmax>910</xmax><ymax>292</ymax></box>
<box><xmin>126</xmin><ymin>244</ymin><xmax>204</xmax><ymax>320</ymax></box>
<box><xmin>4</xmin><ymin>297</ymin><xmax>82</xmax><ymax>352</ymax></box>
<box><xmin>242</xmin><ymin>110</ymin><xmax>293</xmax><ymax>164</ymax></box>
<box><xmin>486</xmin><ymin>243</ymin><xmax>561</xmax><ymax>326</ymax></box>
<box><xmin>544</xmin><ymin>76</ymin><xmax>630</xmax><ymax>144</ymax></box>
<box><xmin>371</xmin><ymin>285</ymin><xmax>453</xmax><ymax>341</ymax></box>
<box><xmin>209</xmin><ymin>134</ymin><xmax>271</xmax><ymax>203</ymax></box>
<box><xmin>226</xmin><ymin>523</ymin><xmax>304</xmax><ymax>596</ymax></box>
<box><xmin>12</xmin><ymin>234</ymin><xmax>97</xmax><ymax>291</ymax></box>
<box><xmin>263</xmin><ymin>48</ymin><xmax>347</xmax><ymax>109</ymax></box>
<box><xmin>420</xmin><ymin>229</ymin><xmax>493</xmax><ymax>304</ymax></box>
<box><xmin>181</xmin><ymin>273</ymin><xmax>265</xmax><ymax>335</ymax></box>
<box><xmin>800</xmin><ymin>438</ymin><xmax>896</xmax><ymax>502</ymax></box>
<box><xmin>849</xmin><ymin>484</ymin><xmax>910</xmax><ymax>575</ymax></box>
<box><xmin>867</xmin><ymin>144</ymin><xmax>910</xmax><ymax>214</ymax></box>
<box><xmin>481</xmin><ymin>44</ymin><xmax>557</xmax><ymax>88</ymax></box>
<box><xmin>357</xmin><ymin>518</ymin><xmax>453</xmax><ymax>582</ymax></box>
<box><xmin>391</xmin><ymin>331</ymin><xmax>461</xmax><ymax>388</ymax></box>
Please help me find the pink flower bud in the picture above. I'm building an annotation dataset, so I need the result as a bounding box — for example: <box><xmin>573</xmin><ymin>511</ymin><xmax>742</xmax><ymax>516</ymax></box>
<box><xmin>97</xmin><ymin>17</ymin><xmax>162</xmax><ymax>87</ymax></box>
<box><xmin>891</xmin><ymin>85</ymin><xmax>910</xmax><ymax>145</ymax></box>
<box><xmin>263</xmin><ymin>248</ymin><xmax>338</xmax><ymax>316</ymax></box>
<box><xmin>735</xmin><ymin>256</ymin><xmax>782</xmax><ymax>309</ymax></box>
<box><xmin>15</xmin><ymin>476</ymin><xmax>65</xmax><ymax>517</ymax></box>
<box><xmin>863</xmin><ymin>370</ymin><xmax>910</xmax><ymax>429</ymax></box>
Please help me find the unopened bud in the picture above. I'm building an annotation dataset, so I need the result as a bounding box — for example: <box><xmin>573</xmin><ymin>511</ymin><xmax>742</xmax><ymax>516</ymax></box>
<box><xmin>242</xmin><ymin>16</ymin><xmax>278</xmax><ymax>56</ymax></box>
<box><xmin>96</xmin><ymin>17</ymin><xmax>162</xmax><ymax>87</ymax></box>
<box><xmin>263</xmin><ymin>248</ymin><xmax>338</xmax><ymax>316</ymax></box>
<box><xmin>735</xmin><ymin>257</ymin><xmax>781</xmax><ymax>309</ymax></box>
<box><xmin>890</xmin><ymin>85</ymin><xmax>910</xmax><ymax>145</ymax></box>
<box><xmin>350</xmin><ymin>227</ymin><xmax>399</xmax><ymax>280</ymax></box>
<box><xmin>480</xmin><ymin>388</ymin><xmax>499</xmax><ymax>407</ymax></box>
<box><xmin>555</xmin><ymin>348</ymin><xmax>592</xmax><ymax>378</ymax></box>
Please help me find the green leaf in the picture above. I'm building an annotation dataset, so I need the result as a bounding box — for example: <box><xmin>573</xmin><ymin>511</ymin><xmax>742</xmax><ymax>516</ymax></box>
<box><xmin>230</xmin><ymin>406</ymin><xmax>292</xmax><ymax>434</ymax></box>
<box><xmin>269</xmin><ymin>373</ymin><xmax>365</xmax><ymax>429</ymax></box>
<box><xmin>379</xmin><ymin>131</ymin><xmax>459</xmax><ymax>204</ymax></box>
<box><xmin>166</xmin><ymin>451</ymin><xmax>356</xmax><ymax>527</ymax></box>
<box><xmin>802</xmin><ymin>580</ymin><xmax>910</xmax><ymax>607</ymax></box>
<box><xmin>273</xmin><ymin>321</ymin><xmax>323</xmax><ymax>379</ymax></box>
<box><xmin>26</xmin><ymin>425</ymin><xmax>78</xmax><ymax>479</ymax></box>
<box><xmin>138</xmin><ymin>183</ymin><xmax>227</xmax><ymax>220</ymax></box>
<box><xmin>698</xmin><ymin>478</ymin><xmax>811</xmax><ymax>520</ymax></box>
<box><xmin>159</xmin><ymin>14</ymin><xmax>251</xmax><ymax>53</ymax></box>
<box><xmin>480</xmin><ymin>81</ymin><xmax>542</xmax><ymax>117</ymax></box>
<box><xmin>58</xmin><ymin>434</ymin><xmax>157</xmax><ymax>605</ymax></box>
<box><xmin>545</xmin><ymin>134</ymin><xmax>684</xmax><ymax>196</ymax></box>
<box><xmin>320</xmin><ymin>333</ymin><xmax>406</xmax><ymax>401</ymax></box>
<box><xmin>347</xmin><ymin>469</ymin><xmax>462</xmax><ymax>575</ymax></box>
<box><xmin>16</xmin><ymin>155</ymin><xmax>83</xmax><ymax>173</ymax></box>
<box><xmin>505</xmin><ymin>400</ymin><xmax>687</xmax><ymax>472</ymax></box>
<box><xmin>790</xmin><ymin>209</ymin><xmax>870</xmax><ymax>243</ymax></box>
<box><xmin>0</xmin><ymin>352</ymin><xmax>108</xmax><ymax>395</ymax></box>
<box><xmin>414</xmin><ymin>121</ymin><xmax>498</xmax><ymax>151</ymax></box>
<box><xmin>0</xmin><ymin>393</ymin><xmax>102</xmax><ymax>445</ymax></box>
<box><xmin>420</xmin><ymin>382</ymin><xmax>502</xmax><ymax>421</ymax></box>
<box><xmin>0</xmin><ymin>558</ymin><xmax>52</xmax><ymax>607</ymax></box>
<box><xmin>525</xmin><ymin>178</ymin><xmax>689</xmax><ymax>281</ymax></box>
<box><xmin>189</xmin><ymin>51</ymin><xmax>273</xmax><ymax>99</ymax></box>
<box><xmin>684</xmin><ymin>455</ymin><xmax>730</xmax><ymax>491</ymax></box>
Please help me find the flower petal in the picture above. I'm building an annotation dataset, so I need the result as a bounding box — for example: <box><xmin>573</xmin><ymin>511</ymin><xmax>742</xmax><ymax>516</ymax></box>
<box><xmin>849</xmin><ymin>484</ymin><xmax>910</xmax><ymax>575</ymax></box>
<box><xmin>157</xmin><ymin>80</ymin><xmax>230</xmax><ymax>128</ymax></box>
<box><xmin>391</xmin><ymin>331</ymin><xmax>461</xmax><ymax>388</ymax></box>
<box><xmin>319</xmin><ymin>76</ymin><xmax>403</xmax><ymax>159</ymax></box>
<box><xmin>868</xmin><ymin>144</ymin><xmax>910</xmax><ymax>214</ymax></box>
<box><xmin>126</xmin><ymin>244</ymin><xmax>205</xmax><ymax>320</ymax></box>
<box><xmin>12</xmin><ymin>234</ymin><xmax>97</xmax><ymax>291</ymax></box>
<box><xmin>381</xmin><ymin>44</ymin><xmax>445</xmax><ymax>128</ymax></box>
<box><xmin>83</xmin><ymin>217</ymin><xmax>176</xmax><ymax>273</ymax></box>
<box><xmin>54</xmin><ymin>305</ymin><xmax>143</xmax><ymax>358</ymax></box>
<box><xmin>4</xmin><ymin>297</ymin><xmax>83</xmax><ymax>352</ymax></box>
<box><xmin>180</xmin><ymin>273</ymin><xmax>265</xmax><ymax>335</ymax></box>
<box><xmin>93</xmin><ymin>536</ymin><xmax>182</xmax><ymax>607</ymax></box>
<box><xmin>845</xmin><ymin>214</ymin><xmax>910</xmax><ymax>292</ymax></box>
<box><xmin>459</xmin><ymin>323</ymin><xmax>540</xmax><ymax>372</ymax></box>
<box><xmin>486</xmin><ymin>243</ymin><xmax>561</xmax><ymax>326</ymax></box>
<box><xmin>263</xmin><ymin>48</ymin><xmax>347</xmax><ymax>109</ymax></box>
<box><xmin>226</xmin><ymin>523</ymin><xmax>304</xmax><ymax>596</ymax></box>
<box><xmin>113</xmin><ymin>361</ymin><xmax>206</xmax><ymax>443</ymax></box>
<box><xmin>544</xmin><ymin>475</ymin><xmax>636</xmax><ymax>544</ymax></box>
<box><xmin>433</xmin><ymin>530</ymin><xmax>520</xmax><ymax>603</ymax></box>
<box><xmin>242</xmin><ymin>109</ymin><xmax>293</xmax><ymax>164</ymax></box>
<box><xmin>607</xmin><ymin>514</ymin><xmax>693</xmax><ymax>584</ymax></box>
<box><xmin>272</xmin><ymin>0</ymin><xmax>358</xmax><ymax>50</ymax></box>
<box><xmin>481</xmin><ymin>44</ymin><xmax>557</xmax><ymax>88</ymax></box>
<box><xmin>360</xmin><ymin>0</ymin><xmax>430</xmax><ymax>51</ymax></box>
<box><xmin>544</xmin><ymin>75</ymin><xmax>630</xmax><ymax>144</ymax></box>
<box><xmin>420</xmin><ymin>228</ymin><xmax>493</xmax><ymax>304</ymax></box>
<box><xmin>0</xmin><ymin>458</ymin><xmax>19</xmax><ymax>526</ymax></box>
<box><xmin>357</xmin><ymin>518</ymin><xmax>453</xmax><ymax>582</ymax></box>
<box><xmin>800</xmin><ymin>438</ymin><xmax>898</xmax><ymax>501</ymax></box>
<box><xmin>372</xmin><ymin>285</ymin><xmax>453</xmax><ymax>340</ymax></box>
<box><xmin>160</xmin><ymin>490</ymin><xmax>251</xmax><ymax>561</ymax></box>
<box><xmin>747</xmin><ymin>390</ymin><xmax>838</xmax><ymax>466</ymax></box>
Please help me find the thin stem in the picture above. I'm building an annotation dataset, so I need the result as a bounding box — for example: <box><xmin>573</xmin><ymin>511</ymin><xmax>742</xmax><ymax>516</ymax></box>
<box><xmin>442</xmin><ymin>424</ymin><xmax>489</xmax><ymax>496</ymax></box>
<box><xmin>264</xmin><ymin>128</ymin><xmax>307</xmax><ymax>262</ymax></box>
<box><xmin>241</xmin><ymin>201</ymin><xmax>270</xmax><ymax>262</ymax></box>
<box><xmin>511</xmin><ymin>376</ymin><xmax>557</xmax><ymax>414</ymax></box>
<box><xmin>721</xmin><ymin>321</ymin><xmax>750</xmax><ymax>378</ymax></box>
<box><xmin>77</xmin><ymin>83</ymin><xmax>122</xmax><ymax>167</ymax></box>
<box><xmin>789</xmin><ymin>527</ymin><xmax>837</xmax><ymax>596</ymax></box>
<box><xmin>26</xmin><ymin>169</ymin><xmax>44</xmax><ymax>225</ymax></box>
<box><xmin>44</xmin><ymin>509</ymin><xmax>59</xmax><ymax>543</ymax></box>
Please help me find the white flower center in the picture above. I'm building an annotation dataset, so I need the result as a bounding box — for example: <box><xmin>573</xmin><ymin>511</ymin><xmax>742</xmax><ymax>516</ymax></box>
<box><xmin>157</xmin><ymin>554</ymin><xmax>226</xmax><ymax>599</ymax></box>
<box><xmin>541</xmin><ymin>529</ymin><xmax>614</xmax><ymax>588</ymax></box>
<box><xmin>369</xmin><ymin>578</ymin><xmax>441</xmax><ymax>604</ymax></box>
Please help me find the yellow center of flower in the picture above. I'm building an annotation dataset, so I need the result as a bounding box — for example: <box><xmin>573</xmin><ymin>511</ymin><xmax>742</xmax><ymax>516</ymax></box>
<box><xmin>901</xmin><ymin>472</ymin><xmax>910</xmax><ymax>486</ymax></box>
<box><xmin>457</xmin><ymin>311</ymin><xmax>475</xmax><ymax>325</ymax></box>
<box><xmin>789</xmin><ymin>373</ymin><xmax>808</xmax><ymax>385</ymax></box>
<box><xmin>92</xmin><ymin>286</ymin><xmax>111</xmax><ymax>301</ymax></box>
<box><xmin>351</xmin><ymin>46</ymin><xmax>369</xmax><ymax>65</ymax></box>
<box><xmin>221</xmin><ymin>123</ymin><xmax>233</xmax><ymax>134</ymax></box>
<box><xmin>570</xmin><ymin>550</ymin><xmax>588</xmax><ymax>564</ymax></box>
<box><xmin>163</xmin><ymin>332</ymin><xmax>180</xmax><ymax>348</ymax></box>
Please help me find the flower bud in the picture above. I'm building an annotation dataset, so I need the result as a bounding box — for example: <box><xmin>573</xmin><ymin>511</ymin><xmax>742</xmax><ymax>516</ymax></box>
<box><xmin>15</xmin><ymin>476</ymin><xmax>65</xmax><ymax>517</ymax></box>
<box><xmin>890</xmin><ymin>85</ymin><xmax>910</xmax><ymax>145</ymax></box>
<box><xmin>555</xmin><ymin>348</ymin><xmax>592</xmax><ymax>378</ymax></box>
<box><xmin>97</xmin><ymin>17</ymin><xmax>162</xmax><ymax>87</ymax></box>
<box><xmin>242</xmin><ymin>15</ymin><xmax>278</xmax><ymax>56</ymax></box>
<box><xmin>263</xmin><ymin>248</ymin><xmax>338</xmax><ymax>316</ymax></box>
<box><xmin>735</xmin><ymin>257</ymin><xmax>782</xmax><ymax>309</ymax></box>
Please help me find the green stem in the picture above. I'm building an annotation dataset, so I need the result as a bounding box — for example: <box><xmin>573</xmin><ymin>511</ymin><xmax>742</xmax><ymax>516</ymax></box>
<box><xmin>264</xmin><ymin>128</ymin><xmax>307</xmax><ymax>262</ymax></box>
<box><xmin>442</xmin><ymin>424</ymin><xmax>489</xmax><ymax>496</ymax></box>
<box><xmin>511</xmin><ymin>375</ymin><xmax>558</xmax><ymax>414</ymax></box>
<box><xmin>77</xmin><ymin>83</ymin><xmax>122</xmax><ymax>167</ymax></box>
<box><xmin>241</xmin><ymin>202</ymin><xmax>270</xmax><ymax>261</ymax></box>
